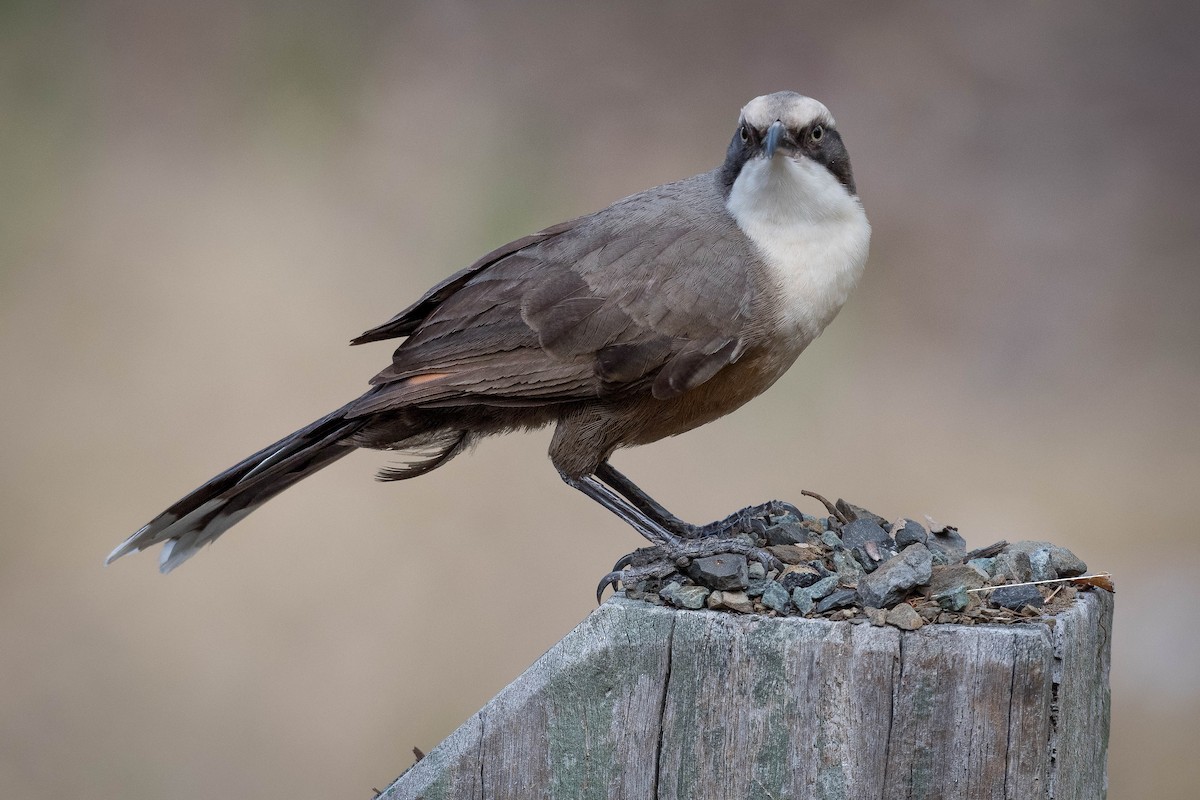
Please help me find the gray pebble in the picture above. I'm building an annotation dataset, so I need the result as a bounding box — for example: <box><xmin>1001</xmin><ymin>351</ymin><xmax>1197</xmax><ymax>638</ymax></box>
<box><xmin>802</xmin><ymin>575</ymin><xmax>839</xmax><ymax>600</ymax></box>
<box><xmin>856</xmin><ymin>543</ymin><xmax>934</xmax><ymax>609</ymax></box>
<box><xmin>792</xmin><ymin>589</ymin><xmax>815</xmax><ymax>615</ymax></box>
<box><xmin>934</xmin><ymin>586</ymin><xmax>971</xmax><ymax>612</ymax></box>
<box><xmin>658</xmin><ymin>582</ymin><xmax>684</xmax><ymax>607</ymax></box>
<box><xmin>885</xmin><ymin>603</ymin><xmax>924</xmax><ymax>630</ymax></box>
<box><xmin>821</xmin><ymin>531</ymin><xmax>843</xmax><ymax>549</ymax></box>
<box><xmin>841</xmin><ymin>518</ymin><xmax>892</xmax><ymax>550</ymax></box>
<box><xmin>992</xmin><ymin>550</ymin><xmax>1034</xmax><ymax>583</ymax></box>
<box><xmin>778</xmin><ymin>567</ymin><xmax>820</xmax><ymax>591</ymax></box>
<box><xmin>1001</xmin><ymin>541</ymin><xmax>1088</xmax><ymax>580</ymax></box>
<box><xmin>989</xmin><ymin>584</ymin><xmax>1044</xmax><ymax>611</ymax></box>
<box><xmin>967</xmin><ymin>557</ymin><xmax>996</xmax><ymax>576</ymax></box>
<box><xmin>764</xmin><ymin>521</ymin><xmax>808</xmax><ymax>546</ymax></box>
<box><xmin>835</xmin><ymin>500</ymin><xmax>891</xmax><ymax>529</ymax></box>
<box><xmin>1027</xmin><ymin>548</ymin><xmax>1055</xmax><ymax>582</ymax></box>
<box><xmin>832</xmin><ymin>550</ymin><xmax>865</xmax><ymax>583</ymax></box>
<box><xmin>894</xmin><ymin>519</ymin><xmax>928</xmax><ymax>548</ymax></box>
<box><xmin>816</xmin><ymin>588</ymin><xmax>858</xmax><ymax>613</ymax></box>
<box><xmin>927</xmin><ymin>525</ymin><xmax>968</xmax><ymax>564</ymax></box>
<box><xmin>928</xmin><ymin>563</ymin><xmax>988</xmax><ymax>596</ymax></box>
<box><xmin>688</xmin><ymin>553</ymin><xmax>749</xmax><ymax>590</ymax></box>
<box><xmin>761</xmin><ymin>581</ymin><xmax>791</xmax><ymax>613</ymax></box>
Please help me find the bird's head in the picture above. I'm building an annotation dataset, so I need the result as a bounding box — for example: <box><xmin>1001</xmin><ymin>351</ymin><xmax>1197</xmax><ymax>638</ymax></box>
<box><xmin>721</xmin><ymin>91</ymin><xmax>857</xmax><ymax>204</ymax></box>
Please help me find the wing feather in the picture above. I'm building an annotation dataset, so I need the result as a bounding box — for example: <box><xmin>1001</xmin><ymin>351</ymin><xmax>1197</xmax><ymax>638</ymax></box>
<box><xmin>345</xmin><ymin>172</ymin><xmax>759</xmax><ymax>418</ymax></box>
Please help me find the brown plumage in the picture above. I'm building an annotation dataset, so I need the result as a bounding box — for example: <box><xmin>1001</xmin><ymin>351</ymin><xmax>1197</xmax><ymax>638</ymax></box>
<box><xmin>108</xmin><ymin>91</ymin><xmax>870</xmax><ymax>576</ymax></box>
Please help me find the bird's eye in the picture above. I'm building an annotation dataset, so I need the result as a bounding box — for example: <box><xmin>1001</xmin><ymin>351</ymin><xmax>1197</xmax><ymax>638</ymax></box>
<box><xmin>810</xmin><ymin>125</ymin><xmax>824</xmax><ymax>143</ymax></box>
<box><xmin>739</xmin><ymin>125</ymin><xmax>750</xmax><ymax>143</ymax></box>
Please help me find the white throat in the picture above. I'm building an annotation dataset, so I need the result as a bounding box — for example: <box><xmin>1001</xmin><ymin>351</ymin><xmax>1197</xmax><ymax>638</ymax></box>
<box><xmin>726</xmin><ymin>156</ymin><xmax>871</xmax><ymax>341</ymax></box>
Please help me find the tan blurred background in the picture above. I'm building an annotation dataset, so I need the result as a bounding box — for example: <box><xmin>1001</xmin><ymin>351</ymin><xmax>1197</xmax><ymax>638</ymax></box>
<box><xmin>2</xmin><ymin>1</ymin><xmax>1197</xmax><ymax>797</ymax></box>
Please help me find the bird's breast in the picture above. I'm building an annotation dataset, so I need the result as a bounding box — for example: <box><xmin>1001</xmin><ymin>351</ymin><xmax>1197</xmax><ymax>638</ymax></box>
<box><xmin>726</xmin><ymin>158</ymin><xmax>871</xmax><ymax>344</ymax></box>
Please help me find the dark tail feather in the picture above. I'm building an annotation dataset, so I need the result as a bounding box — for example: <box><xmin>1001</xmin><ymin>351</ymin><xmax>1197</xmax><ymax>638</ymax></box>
<box><xmin>107</xmin><ymin>409</ymin><xmax>367</xmax><ymax>572</ymax></box>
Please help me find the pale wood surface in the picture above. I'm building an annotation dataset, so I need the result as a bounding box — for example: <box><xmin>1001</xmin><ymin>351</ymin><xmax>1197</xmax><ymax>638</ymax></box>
<box><xmin>380</xmin><ymin>592</ymin><xmax>1112</xmax><ymax>800</ymax></box>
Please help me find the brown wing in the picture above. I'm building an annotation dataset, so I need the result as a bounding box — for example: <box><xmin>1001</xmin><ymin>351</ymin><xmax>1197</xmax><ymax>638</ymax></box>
<box><xmin>345</xmin><ymin>172</ymin><xmax>757</xmax><ymax>417</ymax></box>
<box><xmin>349</xmin><ymin>218</ymin><xmax>583</xmax><ymax>345</ymax></box>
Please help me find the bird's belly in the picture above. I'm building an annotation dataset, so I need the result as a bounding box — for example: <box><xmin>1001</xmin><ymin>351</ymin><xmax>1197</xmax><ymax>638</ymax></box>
<box><xmin>621</xmin><ymin>346</ymin><xmax>796</xmax><ymax>446</ymax></box>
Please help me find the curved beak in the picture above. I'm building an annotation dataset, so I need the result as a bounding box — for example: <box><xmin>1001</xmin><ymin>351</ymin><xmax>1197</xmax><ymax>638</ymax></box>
<box><xmin>764</xmin><ymin>120</ymin><xmax>790</xmax><ymax>159</ymax></box>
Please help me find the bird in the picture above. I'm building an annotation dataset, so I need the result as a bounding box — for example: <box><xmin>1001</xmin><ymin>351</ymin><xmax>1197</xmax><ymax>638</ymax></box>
<box><xmin>107</xmin><ymin>91</ymin><xmax>871</xmax><ymax>596</ymax></box>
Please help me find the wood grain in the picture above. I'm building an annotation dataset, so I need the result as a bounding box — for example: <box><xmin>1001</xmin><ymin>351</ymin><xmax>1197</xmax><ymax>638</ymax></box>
<box><xmin>380</xmin><ymin>592</ymin><xmax>1112</xmax><ymax>800</ymax></box>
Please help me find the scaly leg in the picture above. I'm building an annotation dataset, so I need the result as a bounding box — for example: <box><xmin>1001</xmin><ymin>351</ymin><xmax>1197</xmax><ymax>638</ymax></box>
<box><xmin>561</xmin><ymin>464</ymin><xmax>787</xmax><ymax>601</ymax></box>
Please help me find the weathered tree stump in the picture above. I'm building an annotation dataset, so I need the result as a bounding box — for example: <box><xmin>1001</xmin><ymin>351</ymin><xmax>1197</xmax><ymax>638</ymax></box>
<box><xmin>379</xmin><ymin>592</ymin><xmax>1111</xmax><ymax>799</ymax></box>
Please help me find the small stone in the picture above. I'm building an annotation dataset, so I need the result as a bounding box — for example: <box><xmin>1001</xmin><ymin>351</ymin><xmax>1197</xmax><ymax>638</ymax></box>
<box><xmin>843</xmin><ymin>519</ymin><xmax>898</xmax><ymax>572</ymax></box>
<box><xmin>800</xmin><ymin>518</ymin><xmax>826</xmax><ymax>536</ymax></box>
<box><xmin>745</xmin><ymin>579</ymin><xmax>769</xmax><ymax>598</ymax></box>
<box><xmin>778</xmin><ymin>565</ymin><xmax>820</xmax><ymax>590</ymax></box>
<box><xmin>821</xmin><ymin>531</ymin><xmax>843</xmax><ymax>549</ymax></box>
<box><xmin>748</xmin><ymin>561</ymin><xmax>766</xmax><ymax>581</ymax></box>
<box><xmin>816</xmin><ymin>588</ymin><xmax>858</xmax><ymax>614</ymax></box>
<box><xmin>885</xmin><ymin>603</ymin><xmax>924</xmax><ymax>630</ymax></box>
<box><xmin>832</xmin><ymin>550</ymin><xmax>865</xmax><ymax>583</ymax></box>
<box><xmin>928</xmin><ymin>563</ymin><xmax>988</xmax><ymax>596</ymax></box>
<box><xmin>1045</xmin><ymin>545</ymin><xmax>1087</xmax><ymax>578</ymax></box>
<box><xmin>835</xmin><ymin>500</ymin><xmax>891</xmax><ymax>529</ymax></box>
<box><xmin>1027</xmin><ymin>548</ymin><xmax>1055</xmax><ymax>582</ymax></box>
<box><xmin>707</xmin><ymin>590</ymin><xmax>724</xmax><ymax>609</ymax></box>
<box><xmin>688</xmin><ymin>554</ymin><xmax>749</xmax><ymax>590</ymax></box>
<box><xmin>715</xmin><ymin>590</ymin><xmax>755</xmax><ymax>613</ymax></box>
<box><xmin>856</xmin><ymin>544</ymin><xmax>934</xmax><ymax>609</ymax></box>
<box><xmin>925</xmin><ymin>518</ymin><xmax>967</xmax><ymax>564</ymax></box>
<box><xmin>918</xmin><ymin>604</ymin><xmax>940</xmax><ymax>622</ymax></box>
<box><xmin>865</xmin><ymin>607</ymin><xmax>887</xmax><ymax>626</ymax></box>
<box><xmin>989</xmin><ymin>584</ymin><xmax>1045</xmax><ymax>611</ymax></box>
<box><xmin>935</xmin><ymin>586</ymin><xmax>971</xmax><ymax>612</ymax></box>
<box><xmin>673</xmin><ymin>585</ymin><xmax>710</xmax><ymax>610</ymax></box>
<box><xmin>992</xmin><ymin>550</ymin><xmax>1034</xmax><ymax>583</ymax></box>
<box><xmin>1000</xmin><ymin>541</ymin><xmax>1088</xmax><ymax>580</ymax></box>
<box><xmin>764</xmin><ymin>521</ymin><xmax>808</xmax><ymax>546</ymax></box>
<box><xmin>792</xmin><ymin>588</ymin><xmax>815</xmax><ymax>615</ymax></box>
<box><xmin>967</xmin><ymin>557</ymin><xmax>997</xmax><ymax>577</ymax></box>
<box><xmin>767</xmin><ymin>544</ymin><xmax>813</xmax><ymax>565</ymax></box>
<box><xmin>841</xmin><ymin>518</ymin><xmax>892</xmax><ymax>549</ymax></box>
<box><xmin>761</xmin><ymin>581</ymin><xmax>791</xmax><ymax>613</ymax></box>
<box><xmin>802</xmin><ymin>575</ymin><xmax>839</xmax><ymax>600</ymax></box>
<box><xmin>894</xmin><ymin>519</ymin><xmax>928</xmax><ymax>548</ymax></box>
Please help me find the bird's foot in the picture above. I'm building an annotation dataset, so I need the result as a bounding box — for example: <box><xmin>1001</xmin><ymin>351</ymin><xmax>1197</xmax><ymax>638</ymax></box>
<box><xmin>597</xmin><ymin>529</ymin><xmax>785</xmax><ymax>602</ymax></box>
<box><xmin>683</xmin><ymin>499</ymin><xmax>806</xmax><ymax>539</ymax></box>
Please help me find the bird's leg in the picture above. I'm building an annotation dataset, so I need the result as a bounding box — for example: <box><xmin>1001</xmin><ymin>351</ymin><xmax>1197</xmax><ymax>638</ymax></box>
<box><xmin>560</xmin><ymin>466</ymin><xmax>784</xmax><ymax>601</ymax></box>
<box><xmin>597</xmin><ymin>462</ymin><xmax>805</xmax><ymax>539</ymax></box>
<box><xmin>594</xmin><ymin>462</ymin><xmax>694</xmax><ymax>536</ymax></box>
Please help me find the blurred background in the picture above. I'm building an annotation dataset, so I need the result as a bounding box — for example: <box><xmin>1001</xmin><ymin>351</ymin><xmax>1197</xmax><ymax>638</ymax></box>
<box><xmin>2</xmin><ymin>1</ymin><xmax>1197</xmax><ymax>797</ymax></box>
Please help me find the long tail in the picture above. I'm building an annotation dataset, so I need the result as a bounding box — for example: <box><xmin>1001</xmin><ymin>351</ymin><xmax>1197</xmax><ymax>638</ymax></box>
<box><xmin>107</xmin><ymin>408</ymin><xmax>367</xmax><ymax>572</ymax></box>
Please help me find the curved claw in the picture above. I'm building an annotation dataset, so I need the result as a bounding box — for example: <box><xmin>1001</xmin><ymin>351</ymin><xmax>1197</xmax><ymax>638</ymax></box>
<box><xmin>611</xmin><ymin>552</ymin><xmax>637</xmax><ymax>572</ymax></box>
<box><xmin>754</xmin><ymin>550</ymin><xmax>786</xmax><ymax>574</ymax></box>
<box><xmin>596</xmin><ymin>571</ymin><xmax>624</xmax><ymax>604</ymax></box>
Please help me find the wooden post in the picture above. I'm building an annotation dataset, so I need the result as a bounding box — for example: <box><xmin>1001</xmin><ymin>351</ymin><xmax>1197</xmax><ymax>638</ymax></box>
<box><xmin>378</xmin><ymin>592</ymin><xmax>1111</xmax><ymax>800</ymax></box>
